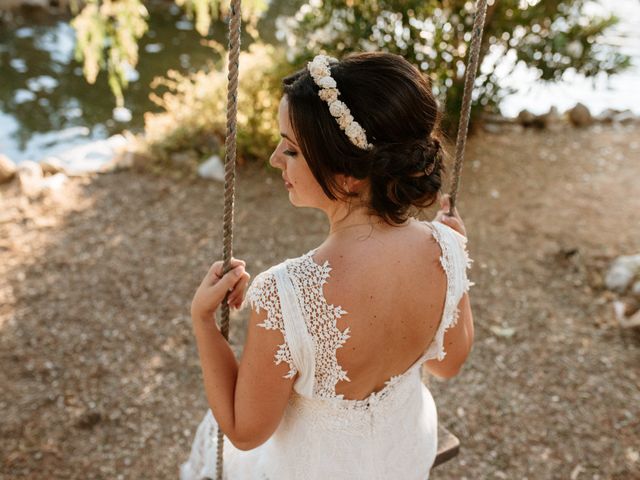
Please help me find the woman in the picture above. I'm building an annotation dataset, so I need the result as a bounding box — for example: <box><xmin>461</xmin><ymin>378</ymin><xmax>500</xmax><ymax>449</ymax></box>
<box><xmin>181</xmin><ymin>51</ymin><xmax>475</xmax><ymax>479</ymax></box>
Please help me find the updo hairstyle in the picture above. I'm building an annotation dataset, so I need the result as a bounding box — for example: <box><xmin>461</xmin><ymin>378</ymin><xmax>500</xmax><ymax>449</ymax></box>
<box><xmin>281</xmin><ymin>51</ymin><xmax>445</xmax><ymax>226</ymax></box>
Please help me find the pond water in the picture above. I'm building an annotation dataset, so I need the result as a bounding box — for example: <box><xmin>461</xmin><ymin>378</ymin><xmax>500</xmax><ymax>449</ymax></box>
<box><xmin>0</xmin><ymin>0</ymin><xmax>638</xmax><ymax>165</ymax></box>
<box><xmin>0</xmin><ymin>0</ymin><xmax>299</xmax><ymax>164</ymax></box>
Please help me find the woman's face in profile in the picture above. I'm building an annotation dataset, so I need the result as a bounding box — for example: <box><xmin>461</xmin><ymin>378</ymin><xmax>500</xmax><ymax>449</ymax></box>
<box><xmin>270</xmin><ymin>95</ymin><xmax>329</xmax><ymax>209</ymax></box>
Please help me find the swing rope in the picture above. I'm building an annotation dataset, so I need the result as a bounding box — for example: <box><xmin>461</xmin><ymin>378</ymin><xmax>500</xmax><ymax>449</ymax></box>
<box><xmin>215</xmin><ymin>1</ymin><xmax>488</xmax><ymax>478</ymax></box>
<box><xmin>216</xmin><ymin>0</ymin><xmax>242</xmax><ymax>478</ymax></box>
<box><xmin>448</xmin><ymin>0</ymin><xmax>488</xmax><ymax>214</ymax></box>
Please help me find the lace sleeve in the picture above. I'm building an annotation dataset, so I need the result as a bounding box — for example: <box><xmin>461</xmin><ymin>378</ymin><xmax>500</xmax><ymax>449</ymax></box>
<box><xmin>242</xmin><ymin>270</ymin><xmax>298</xmax><ymax>379</ymax></box>
<box><xmin>450</xmin><ymin>227</ymin><xmax>475</xmax><ymax>293</ymax></box>
<box><xmin>430</xmin><ymin>222</ymin><xmax>475</xmax><ymax>361</ymax></box>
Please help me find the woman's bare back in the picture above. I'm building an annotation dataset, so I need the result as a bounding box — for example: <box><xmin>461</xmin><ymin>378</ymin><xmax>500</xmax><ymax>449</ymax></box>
<box><xmin>310</xmin><ymin>219</ymin><xmax>447</xmax><ymax>400</ymax></box>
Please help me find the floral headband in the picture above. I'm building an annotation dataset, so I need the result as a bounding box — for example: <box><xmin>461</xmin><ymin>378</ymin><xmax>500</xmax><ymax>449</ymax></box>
<box><xmin>307</xmin><ymin>54</ymin><xmax>374</xmax><ymax>151</ymax></box>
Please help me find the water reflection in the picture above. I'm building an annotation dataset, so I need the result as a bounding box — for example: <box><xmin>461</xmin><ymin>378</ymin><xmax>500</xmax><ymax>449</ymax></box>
<box><xmin>0</xmin><ymin>0</ymin><xmax>300</xmax><ymax>163</ymax></box>
<box><xmin>0</xmin><ymin>0</ymin><xmax>637</xmax><ymax>164</ymax></box>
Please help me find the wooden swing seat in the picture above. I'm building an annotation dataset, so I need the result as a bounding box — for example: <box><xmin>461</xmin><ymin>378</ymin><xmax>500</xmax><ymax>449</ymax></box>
<box><xmin>433</xmin><ymin>426</ymin><xmax>460</xmax><ymax>469</ymax></box>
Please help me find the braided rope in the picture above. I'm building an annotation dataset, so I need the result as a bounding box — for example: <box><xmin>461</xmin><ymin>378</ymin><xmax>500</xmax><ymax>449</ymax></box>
<box><xmin>216</xmin><ymin>0</ymin><xmax>242</xmax><ymax>479</ymax></box>
<box><xmin>448</xmin><ymin>0</ymin><xmax>488</xmax><ymax>216</ymax></box>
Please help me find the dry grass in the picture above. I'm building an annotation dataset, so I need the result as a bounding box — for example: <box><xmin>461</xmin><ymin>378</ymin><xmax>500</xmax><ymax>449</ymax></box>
<box><xmin>1</xmin><ymin>122</ymin><xmax>639</xmax><ymax>479</ymax></box>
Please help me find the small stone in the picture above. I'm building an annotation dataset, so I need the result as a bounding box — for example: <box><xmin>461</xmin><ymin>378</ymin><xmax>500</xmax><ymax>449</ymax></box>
<box><xmin>612</xmin><ymin>110</ymin><xmax>637</xmax><ymax>125</ymax></box>
<box><xmin>490</xmin><ymin>325</ymin><xmax>515</xmax><ymax>338</ymax></box>
<box><xmin>568</xmin><ymin>103</ymin><xmax>593</xmax><ymax>127</ymax></box>
<box><xmin>0</xmin><ymin>154</ymin><xmax>17</xmax><ymax>184</ymax></box>
<box><xmin>197</xmin><ymin>155</ymin><xmax>225</xmax><ymax>182</ymax></box>
<box><xmin>594</xmin><ymin>108</ymin><xmax>620</xmax><ymax>123</ymax></box>
<box><xmin>605</xmin><ymin>254</ymin><xmax>640</xmax><ymax>293</ymax></box>
<box><xmin>17</xmin><ymin>160</ymin><xmax>44</xmax><ymax>198</ymax></box>
<box><xmin>76</xmin><ymin>410</ymin><xmax>102</xmax><ymax>429</ymax></box>
<box><xmin>517</xmin><ymin>109</ymin><xmax>535</xmax><ymax>127</ymax></box>
<box><xmin>40</xmin><ymin>158</ymin><xmax>65</xmax><ymax>175</ymax></box>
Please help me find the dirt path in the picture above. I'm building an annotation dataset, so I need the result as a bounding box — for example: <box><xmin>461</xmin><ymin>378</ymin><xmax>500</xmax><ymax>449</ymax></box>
<box><xmin>1</xmin><ymin>122</ymin><xmax>639</xmax><ymax>479</ymax></box>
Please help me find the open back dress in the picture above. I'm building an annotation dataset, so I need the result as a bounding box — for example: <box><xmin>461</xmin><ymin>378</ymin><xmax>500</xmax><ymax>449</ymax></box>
<box><xmin>180</xmin><ymin>219</ymin><xmax>474</xmax><ymax>479</ymax></box>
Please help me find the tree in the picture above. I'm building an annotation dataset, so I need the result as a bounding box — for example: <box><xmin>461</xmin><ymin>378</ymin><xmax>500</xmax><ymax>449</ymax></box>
<box><xmin>277</xmin><ymin>0</ymin><xmax>631</xmax><ymax>135</ymax></box>
<box><xmin>70</xmin><ymin>0</ymin><xmax>268</xmax><ymax>108</ymax></box>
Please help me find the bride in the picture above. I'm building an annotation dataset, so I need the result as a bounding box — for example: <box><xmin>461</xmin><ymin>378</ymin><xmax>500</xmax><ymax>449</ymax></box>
<box><xmin>180</xmin><ymin>51</ymin><xmax>475</xmax><ymax>479</ymax></box>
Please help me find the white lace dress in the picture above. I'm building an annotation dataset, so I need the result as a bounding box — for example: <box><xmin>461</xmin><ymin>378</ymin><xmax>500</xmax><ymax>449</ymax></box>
<box><xmin>180</xmin><ymin>220</ymin><xmax>474</xmax><ymax>480</ymax></box>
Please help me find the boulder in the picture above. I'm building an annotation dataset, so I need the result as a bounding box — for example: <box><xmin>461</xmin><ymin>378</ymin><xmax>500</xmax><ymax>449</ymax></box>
<box><xmin>0</xmin><ymin>154</ymin><xmax>17</xmax><ymax>184</ymax></box>
<box><xmin>605</xmin><ymin>254</ymin><xmax>640</xmax><ymax>293</ymax></box>
<box><xmin>536</xmin><ymin>106</ymin><xmax>561</xmax><ymax>129</ymax></box>
<box><xmin>517</xmin><ymin>109</ymin><xmax>536</xmax><ymax>127</ymax></box>
<box><xmin>568</xmin><ymin>103</ymin><xmax>593</xmax><ymax>127</ymax></box>
<box><xmin>17</xmin><ymin>160</ymin><xmax>44</xmax><ymax>198</ymax></box>
<box><xmin>595</xmin><ymin>108</ymin><xmax>620</xmax><ymax>124</ymax></box>
<box><xmin>197</xmin><ymin>155</ymin><xmax>225</xmax><ymax>182</ymax></box>
<box><xmin>40</xmin><ymin>157</ymin><xmax>65</xmax><ymax>175</ymax></box>
<box><xmin>612</xmin><ymin>110</ymin><xmax>637</xmax><ymax>125</ymax></box>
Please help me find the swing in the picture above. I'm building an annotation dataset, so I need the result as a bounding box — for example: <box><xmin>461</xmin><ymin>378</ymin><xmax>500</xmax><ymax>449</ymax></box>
<box><xmin>214</xmin><ymin>1</ymin><xmax>488</xmax><ymax>478</ymax></box>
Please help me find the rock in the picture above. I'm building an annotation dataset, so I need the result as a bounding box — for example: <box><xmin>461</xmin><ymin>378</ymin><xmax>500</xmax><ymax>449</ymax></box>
<box><xmin>100</xmin><ymin>149</ymin><xmax>151</xmax><ymax>173</ymax></box>
<box><xmin>0</xmin><ymin>154</ymin><xmax>17</xmax><ymax>184</ymax></box>
<box><xmin>517</xmin><ymin>109</ymin><xmax>536</xmax><ymax>127</ymax></box>
<box><xmin>490</xmin><ymin>325</ymin><xmax>516</xmax><ymax>338</ymax></box>
<box><xmin>536</xmin><ymin>106</ymin><xmax>561</xmax><ymax>129</ymax></box>
<box><xmin>616</xmin><ymin>305</ymin><xmax>640</xmax><ymax>329</ymax></box>
<box><xmin>197</xmin><ymin>155</ymin><xmax>225</xmax><ymax>182</ymax></box>
<box><xmin>75</xmin><ymin>410</ymin><xmax>102</xmax><ymax>429</ymax></box>
<box><xmin>40</xmin><ymin>134</ymin><xmax>128</xmax><ymax>176</ymax></box>
<box><xmin>605</xmin><ymin>254</ymin><xmax>640</xmax><ymax>293</ymax></box>
<box><xmin>482</xmin><ymin>123</ymin><xmax>502</xmax><ymax>134</ymax></box>
<box><xmin>632</xmin><ymin>280</ymin><xmax>640</xmax><ymax>297</ymax></box>
<box><xmin>612</xmin><ymin>110</ymin><xmax>637</xmax><ymax>125</ymax></box>
<box><xmin>568</xmin><ymin>103</ymin><xmax>593</xmax><ymax>127</ymax></box>
<box><xmin>595</xmin><ymin>108</ymin><xmax>620</xmax><ymax>124</ymax></box>
<box><xmin>40</xmin><ymin>172</ymin><xmax>68</xmax><ymax>192</ymax></box>
<box><xmin>40</xmin><ymin>157</ymin><xmax>65</xmax><ymax>175</ymax></box>
<box><xmin>17</xmin><ymin>160</ymin><xmax>44</xmax><ymax>198</ymax></box>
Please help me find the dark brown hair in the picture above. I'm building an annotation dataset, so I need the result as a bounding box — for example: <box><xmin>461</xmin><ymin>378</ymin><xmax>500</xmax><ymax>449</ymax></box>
<box><xmin>282</xmin><ymin>51</ymin><xmax>446</xmax><ymax>226</ymax></box>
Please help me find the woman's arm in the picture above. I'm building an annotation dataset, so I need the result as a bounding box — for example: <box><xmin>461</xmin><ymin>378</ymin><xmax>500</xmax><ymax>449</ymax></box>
<box><xmin>192</xmin><ymin>308</ymin><xmax>296</xmax><ymax>451</ymax></box>
<box><xmin>423</xmin><ymin>292</ymin><xmax>474</xmax><ymax>379</ymax></box>
<box><xmin>190</xmin><ymin>259</ymin><xmax>296</xmax><ymax>451</ymax></box>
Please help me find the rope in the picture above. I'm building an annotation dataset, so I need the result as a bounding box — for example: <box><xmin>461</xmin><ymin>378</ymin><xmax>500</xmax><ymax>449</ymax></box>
<box><xmin>447</xmin><ymin>0</ymin><xmax>488</xmax><ymax>215</ymax></box>
<box><xmin>216</xmin><ymin>0</ymin><xmax>242</xmax><ymax>478</ymax></box>
<box><xmin>213</xmin><ymin>1</ymin><xmax>488</xmax><ymax>477</ymax></box>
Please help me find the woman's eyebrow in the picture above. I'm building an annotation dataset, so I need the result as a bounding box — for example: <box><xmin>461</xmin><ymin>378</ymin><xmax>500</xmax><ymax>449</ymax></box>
<box><xmin>280</xmin><ymin>133</ymin><xmax>299</xmax><ymax>147</ymax></box>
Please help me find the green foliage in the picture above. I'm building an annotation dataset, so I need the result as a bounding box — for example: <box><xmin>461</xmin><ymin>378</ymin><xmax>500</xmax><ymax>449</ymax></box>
<box><xmin>70</xmin><ymin>0</ymin><xmax>269</xmax><ymax>107</ymax></box>
<box><xmin>277</xmin><ymin>0</ymin><xmax>631</xmax><ymax>135</ymax></box>
<box><xmin>175</xmin><ymin>0</ymin><xmax>269</xmax><ymax>37</ymax></box>
<box><xmin>143</xmin><ymin>43</ymin><xmax>286</xmax><ymax>165</ymax></box>
<box><xmin>70</xmin><ymin>0</ymin><xmax>149</xmax><ymax>108</ymax></box>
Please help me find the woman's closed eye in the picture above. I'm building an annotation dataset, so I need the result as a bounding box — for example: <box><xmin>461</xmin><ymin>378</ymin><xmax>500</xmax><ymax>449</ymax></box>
<box><xmin>283</xmin><ymin>149</ymin><xmax>297</xmax><ymax>156</ymax></box>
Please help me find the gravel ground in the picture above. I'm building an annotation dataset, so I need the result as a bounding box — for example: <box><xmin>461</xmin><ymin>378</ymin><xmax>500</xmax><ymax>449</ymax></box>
<box><xmin>1</xmin><ymin>122</ymin><xmax>639</xmax><ymax>479</ymax></box>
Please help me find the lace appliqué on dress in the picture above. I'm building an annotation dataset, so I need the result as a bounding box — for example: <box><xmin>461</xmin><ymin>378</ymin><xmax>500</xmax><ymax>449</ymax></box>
<box><xmin>429</xmin><ymin>222</ymin><xmax>475</xmax><ymax>361</ymax></box>
<box><xmin>287</xmin><ymin>252</ymin><xmax>351</xmax><ymax>399</ymax></box>
<box><xmin>242</xmin><ymin>251</ymin><xmax>351</xmax><ymax>398</ymax></box>
<box><xmin>244</xmin><ymin>270</ymin><xmax>298</xmax><ymax>379</ymax></box>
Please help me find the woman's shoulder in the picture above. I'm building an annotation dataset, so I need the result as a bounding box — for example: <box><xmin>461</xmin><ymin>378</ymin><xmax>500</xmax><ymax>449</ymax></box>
<box><xmin>242</xmin><ymin>248</ymin><xmax>329</xmax><ymax>311</ymax></box>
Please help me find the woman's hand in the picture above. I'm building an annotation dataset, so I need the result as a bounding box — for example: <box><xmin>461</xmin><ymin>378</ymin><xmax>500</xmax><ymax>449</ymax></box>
<box><xmin>433</xmin><ymin>193</ymin><xmax>467</xmax><ymax>237</ymax></box>
<box><xmin>191</xmin><ymin>257</ymin><xmax>251</xmax><ymax>322</ymax></box>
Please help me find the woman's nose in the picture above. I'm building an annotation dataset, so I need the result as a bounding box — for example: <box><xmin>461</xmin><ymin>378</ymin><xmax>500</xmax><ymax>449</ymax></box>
<box><xmin>269</xmin><ymin>151</ymin><xmax>281</xmax><ymax>169</ymax></box>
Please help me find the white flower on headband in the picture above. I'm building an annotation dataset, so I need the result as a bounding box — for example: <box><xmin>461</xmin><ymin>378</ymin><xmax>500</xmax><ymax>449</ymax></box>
<box><xmin>318</xmin><ymin>88</ymin><xmax>338</xmax><ymax>103</ymax></box>
<box><xmin>307</xmin><ymin>54</ymin><xmax>374</xmax><ymax>150</ymax></box>
<box><xmin>328</xmin><ymin>100</ymin><xmax>348</xmax><ymax>118</ymax></box>
<box><xmin>337</xmin><ymin>113</ymin><xmax>353</xmax><ymax>129</ymax></box>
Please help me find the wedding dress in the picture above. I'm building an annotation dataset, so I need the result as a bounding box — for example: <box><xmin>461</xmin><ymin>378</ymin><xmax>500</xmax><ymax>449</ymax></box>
<box><xmin>180</xmin><ymin>220</ymin><xmax>474</xmax><ymax>480</ymax></box>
